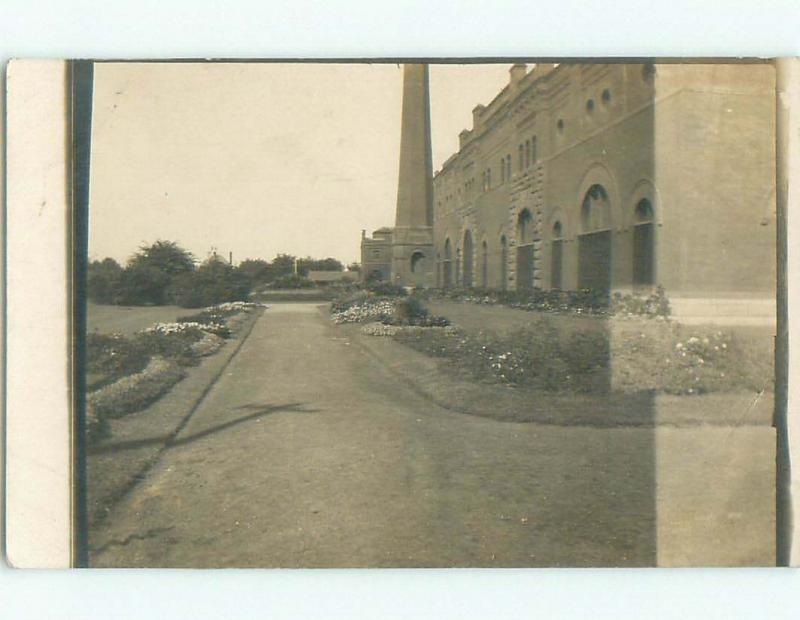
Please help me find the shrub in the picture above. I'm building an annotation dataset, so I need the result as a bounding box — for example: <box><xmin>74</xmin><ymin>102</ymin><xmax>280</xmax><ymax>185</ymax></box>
<box><xmin>331</xmin><ymin>290</ymin><xmax>371</xmax><ymax>313</ymax></box>
<box><xmin>611</xmin><ymin>286</ymin><xmax>670</xmax><ymax>318</ymax></box>
<box><xmin>393</xmin><ymin>296</ymin><xmax>427</xmax><ymax>324</ymax></box>
<box><xmin>269</xmin><ymin>274</ymin><xmax>314</xmax><ymax>289</ymax></box>
<box><xmin>366</xmin><ymin>281</ymin><xmax>407</xmax><ymax>297</ymax></box>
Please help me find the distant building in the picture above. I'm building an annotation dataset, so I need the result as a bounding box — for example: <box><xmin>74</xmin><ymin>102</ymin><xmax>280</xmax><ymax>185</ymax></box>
<box><xmin>360</xmin><ymin>228</ymin><xmax>393</xmax><ymax>282</ymax></box>
<box><xmin>363</xmin><ymin>62</ymin><xmax>776</xmax><ymax>319</ymax></box>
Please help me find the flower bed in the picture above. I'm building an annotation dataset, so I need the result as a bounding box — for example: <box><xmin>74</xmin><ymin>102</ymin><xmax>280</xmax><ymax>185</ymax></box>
<box><xmin>86</xmin><ymin>301</ymin><xmax>263</xmax><ymax>444</ymax></box>
<box><xmin>392</xmin><ymin>317</ymin><xmax>771</xmax><ymax>396</ymax></box>
<box><xmin>394</xmin><ymin>321</ymin><xmax>608</xmax><ymax>393</ymax></box>
<box><xmin>190</xmin><ymin>332</ymin><xmax>226</xmax><ymax>357</ymax></box>
<box><xmin>417</xmin><ymin>286</ymin><xmax>671</xmax><ymax>319</ymax></box>
<box><xmin>611</xmin><ymin>323</ymin><xmax>772</xmax><ymax>395</ymax></box>
<box><xmin>88</xmin><ymin>357</ymin><xmax>186</xmax><ymax>420</ymax></box>
<box><xmin>331</xmin><ymin>294</ymin><xmax>449</xmax><ymax>327</ymax></box>
<box><xmin>86</xmin><ymin>333</ymin><xmax>151</xmax><ymax>391</ymax></box>
<box><xmin>360</xmin><ymin>322</ymin><xmax>458</xmax><ymax>337</ymax></box>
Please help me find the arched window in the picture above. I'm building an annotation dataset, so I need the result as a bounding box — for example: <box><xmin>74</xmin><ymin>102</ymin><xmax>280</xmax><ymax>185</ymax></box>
<box><xmin>443</xmin><ymin>238</ymin><xmax>453</xmax><ymax>288</ymax></box>
<box><xmin>578</xmin><ymin>184</ymin><xmax>612</xmax><ymax>294</ymax></box>
<box><xmin>633</xmin><ymin>198</ymin><xmax>655</xmax><ymax>288</ymax></box>
<box><xmin>500</xmin><ymin>235</ymin><xmax>508</xmax><ymax>291</ymax></box>
<box><xmin>525</xmin><ymin>140</ymin><xmax>531</xmax><ymax>168</ymax></box>
<box><xmin>481</xmin><ymin>240</ymin><xmax>489</xmax><ymax>288</ymax></box>
<box><xmin>580</xmin><ymin>184</ymin><xmax>611</xmax><ymax>233</ymax></box>
<box><xmin>500</xmin><ymin>157</ymin><xmax>506</xmax><ymax>183</ymax></box>
<box><xmin>551</xmin><ymin>220</ymin><xmax>564</xmax><ymax>290</ymax></box>
<box><xmin>518</xmin><ymin>208</ymin><xmax>534</xmax><ymax>244</ymax></box>
<box><xmin>410</xmin><ymin>251</ymin><xmax>425</xmax><ymax>273</ymax></box>
<box><xmin>518</xmin><ymin>144</ymin><xmax>524</xmax><ymax>172</ymax></box>
<box><xmin>531</xmin><ymin>136</ymin><xmax>538</xmax><ymax>163</ymax></box>
<box><xmin>455</xmin><ymin>247</ymin><xmax>461</xmax><ymax>286</ymax></box>
<box><xmin>462</xmin><ymin>230</ymin><xmax>474</xmax><ymax>288</ymax></box>
<box><xmin>516</xmin><ymin>209</ymin><xmax>535</xmax><ymax>290</ymax></box>
<box><xmin>506</xmin><ymin>155</ymin><xmax>511</xmax><ymax>180</ymax></box>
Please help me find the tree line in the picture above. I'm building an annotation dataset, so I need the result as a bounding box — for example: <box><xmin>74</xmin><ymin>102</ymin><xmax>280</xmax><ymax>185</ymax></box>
<box><xmin>88</xmin><ymin>240</ymin><xmax>357</xmax><ymax>308</ymax></box>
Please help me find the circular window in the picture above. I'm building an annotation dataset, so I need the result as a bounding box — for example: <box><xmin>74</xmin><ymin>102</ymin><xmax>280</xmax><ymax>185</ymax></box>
<box><xmin>556</xmin><ymin>118</ymin><xmax>564</xmax><ymax>132</ymax></box>
<box><xmin>602</xmin><ymin>89</ymin><xmax>611</xmax><ymax>104</ymax></box>
<box><xmin>586</xmin><ymin>98</ymin><xmax>595</xmax><ymax>113</ymax></box>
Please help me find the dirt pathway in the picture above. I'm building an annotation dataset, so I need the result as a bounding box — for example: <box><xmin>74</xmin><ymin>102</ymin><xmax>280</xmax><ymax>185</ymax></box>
<box><xmin>90</xmin><ymin>303</ymin><xmax>658</xmax><ymax>567</ymax></box>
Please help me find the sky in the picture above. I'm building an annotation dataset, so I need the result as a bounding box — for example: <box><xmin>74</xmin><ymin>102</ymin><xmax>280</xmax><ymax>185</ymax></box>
<box><xmin>88</xmin><ymin>62</ymin><xmax>511</xmax><ymax>266</ymax></box>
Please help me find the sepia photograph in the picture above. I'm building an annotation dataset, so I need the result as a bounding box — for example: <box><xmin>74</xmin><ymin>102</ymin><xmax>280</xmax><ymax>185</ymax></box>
<box><xmin>69</xmin><ymin>59</ymin><xmax>783</xmax><ymax>568</ymax></box>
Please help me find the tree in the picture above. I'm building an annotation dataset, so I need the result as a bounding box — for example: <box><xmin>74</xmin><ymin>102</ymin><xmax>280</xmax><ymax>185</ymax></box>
<box><xmin>346</xmin><ymin>262</ymin><xmax>361</xmax><ymax>273</ymax></box>
<box><xmin>127</xmin><ymin>240</ymin><xmax>195</xmax><ymax>276</ymax></box>
<box><xmin>113</xmin><ymin>240</ymin><xmax>196</xmax><ymax>306</ymax></box>
<box><xmin>270</xmin><ymin>254</ymin><xmax>297</xmax><ymax>280</ymax></box>
<box><xmin>236</xmin><ymin>259</ymin><xmax>271</xmax><ymax>287</ymax></box>
<box><xmin>116</xmin><ymin>262</ymin><xmax>173</xmax><ymax>305</ymax></box>
<box><xmin>87</xmin><ymin>258</ymin><xmax>123</xmax><ymax>304</ymax></box>
<box><xmin>296</xmin><ymin>256</ymin><xmax>344</xmax><ymax>276</ymax></box>
<box><xmin>168</xmin><ymin>255</ymin><xmax>251</xmax><ymax>308</ymax></box>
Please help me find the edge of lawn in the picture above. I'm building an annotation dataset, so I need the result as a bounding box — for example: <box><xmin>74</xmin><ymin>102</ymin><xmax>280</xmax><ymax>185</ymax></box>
<box><xmin>345</xmin><ymin>324</ymin><xmax>773</xmax><ymax>428</ymax></box>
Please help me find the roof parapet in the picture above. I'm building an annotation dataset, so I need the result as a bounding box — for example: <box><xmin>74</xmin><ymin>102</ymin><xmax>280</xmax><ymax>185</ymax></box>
<box><xmin>509</xmin><ymin>63</ymin><xmax>527</xmax><ymax>86</ymax></box>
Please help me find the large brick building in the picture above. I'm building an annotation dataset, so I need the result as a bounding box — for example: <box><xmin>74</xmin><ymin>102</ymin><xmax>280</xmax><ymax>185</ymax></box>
<box><xmin>364</xmin><ymin>62</ymin><xmax>776</xmax><ymax>319</ymax></box>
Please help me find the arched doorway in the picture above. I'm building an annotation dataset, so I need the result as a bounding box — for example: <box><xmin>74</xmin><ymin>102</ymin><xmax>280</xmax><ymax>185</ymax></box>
<box><xmin>516</xmin><ymin>209</ymin><xmax>535</xmax><ymax>290</ymax></box>
<box><xmin>500</xmin><ymin>235</ymin><xmax>508</xmax><ymax>291</ymax></box>
<box><xmin>462</xmin><ymin>230</ymin><xmax>474</xmax><ymax>287</ymax></box>
<box><xmin>578</xmin><ymin>184</ymin><xmax>612</xmax><ymax>294</ymax></box>
<box><xmin>633</xmin><ymin>198</ymin><xmax>655</xmax><ymax>289</ymax></box>
<box><xmin>443</xmin><ymin>239</ymin><xmax>453</xmax><ymax>288</ymax></box>
<box><xmin>481</xmin><ymin>240</ymin><xmax>488</xmax><ymax>288</ymax></box>
<box><xmin>551</xmin><ymin>220</ymin><xmax>564</xmax><ymax>290</ymax></box>
<box><xmin>410</xmin><ymin>251</ymin><xmax>427</xmax><ymax>287</ymax></box>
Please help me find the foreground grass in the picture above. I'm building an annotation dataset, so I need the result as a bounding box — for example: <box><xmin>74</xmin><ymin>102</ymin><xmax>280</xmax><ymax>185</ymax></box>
<box><xmin>86</xmin><ymin>307</ymin><xmax>263</xmax><ymax>527</ymax></box>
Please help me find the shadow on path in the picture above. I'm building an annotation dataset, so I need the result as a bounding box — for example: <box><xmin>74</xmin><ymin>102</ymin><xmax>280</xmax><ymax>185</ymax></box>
<box><xmin>89</xmin><ymin>403</ymin><xmax>317</xmax><ymax>455</ymax></box>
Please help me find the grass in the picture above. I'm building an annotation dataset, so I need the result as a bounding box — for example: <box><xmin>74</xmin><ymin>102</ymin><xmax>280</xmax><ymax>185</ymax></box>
<box><xmin>354</xmin><ymin>324</ymin><xmax>773</xmax><ymax>427</ymax></box>
<box><xmin>423</xmin><ymin>301</ymin><xmax>773</xmax><ymax>396</ymax></box>
<box><xmin>88</xmin><ymin>302</ymin><xmax>186</xmax><ymax>336</ymax></box>
<box><xmin>427</xmin><ymin>300</ymin><xmax>605</xmax><ymax>337</ymax></box>
<box><xmin>86</xmin><ymin>308</ymin><xmax>263</xmax><ymax>527</ymax></box>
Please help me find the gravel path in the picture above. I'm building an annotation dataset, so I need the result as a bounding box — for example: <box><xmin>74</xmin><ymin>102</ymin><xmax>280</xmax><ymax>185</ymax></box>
<box><xmin>88</xmin><ymin>303</ymin><xmax>771</xmax><ymax>567</ymax></box>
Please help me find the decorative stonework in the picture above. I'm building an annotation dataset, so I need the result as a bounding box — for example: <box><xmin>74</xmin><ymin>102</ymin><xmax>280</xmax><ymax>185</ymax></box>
<box><xmin>506</xmin><ymin>162</ymin><xmax>545</xmax><ymax>289</ymax></box>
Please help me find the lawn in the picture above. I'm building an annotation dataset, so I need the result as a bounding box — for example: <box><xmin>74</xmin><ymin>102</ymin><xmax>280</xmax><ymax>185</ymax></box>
<box><xmin>88</xmin><ymin>302</ymin><xmax>186</xmax><ymax>335</ymax></box>
<box><xmin>427</xmin><ymin>300</ymin><xmax>605</xmax><ymax>336</ymax></box>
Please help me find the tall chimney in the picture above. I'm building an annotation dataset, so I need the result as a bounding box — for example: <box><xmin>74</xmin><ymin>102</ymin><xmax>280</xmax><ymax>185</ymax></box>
<box><xmin>394</xmin><ymin>64</ymin><xmax>433</xmax><ymax>228</ymax></box>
